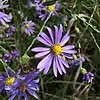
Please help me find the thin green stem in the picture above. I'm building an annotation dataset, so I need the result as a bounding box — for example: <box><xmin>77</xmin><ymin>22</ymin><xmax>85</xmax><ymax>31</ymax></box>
<box><xmin>24</xmin><ymin>12</ymin><xmax>52</xmax><ymax>54</ymax></box>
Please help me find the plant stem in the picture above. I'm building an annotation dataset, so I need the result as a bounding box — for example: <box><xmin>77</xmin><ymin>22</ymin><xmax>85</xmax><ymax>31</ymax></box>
<box><xmin>24</xmin><ymin>12</ymin><xmax>52</xmax><ymax>54</ymax></box>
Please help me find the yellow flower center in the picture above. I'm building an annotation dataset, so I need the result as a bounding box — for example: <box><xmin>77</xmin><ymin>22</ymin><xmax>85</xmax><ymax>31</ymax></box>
<box><xmin>5</xmin><ymin>77</ymin><xmax>15</xmax><ymax>86</ymax></box>
<box><xmin>48</xmin><ymin>4</ymin><xmax>55</xmax><ymax>12</ymax></box>
<box><xmin>51</xmin><ymin>44</ymin><xmax>62</xmax><ymax>55</ymax></box>
<box><xmin>25</xmin><ymin>23</ymin><xmax>29</xmax><ymax>28</ymax></box>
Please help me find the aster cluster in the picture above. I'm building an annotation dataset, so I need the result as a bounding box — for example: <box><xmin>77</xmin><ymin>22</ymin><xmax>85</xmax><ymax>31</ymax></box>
<box><xmin>35</xmin><ymin>0</ymin><xmax>60</xmax><ymax>20</ymax></box>
<box><xmin>0</xmin><ymin>68</ymin><xmax>39</xmax><ymax>100</ymax></box>
<box><xmin>0</xmin><ymin>0</ymin><xmax>95</xmax><ymax>100</ymax></box>
<box><xmin>2</xmin><ymin>50</ymin><xmax>19</xmax><ymax>63</ymax></box>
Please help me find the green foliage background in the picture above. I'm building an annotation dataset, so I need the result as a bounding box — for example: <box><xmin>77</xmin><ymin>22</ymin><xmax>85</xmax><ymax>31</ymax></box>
<box><xmin>0</xmin><ymin>0</ymin><xmax>100</xmax><ymax>100</ymax></box>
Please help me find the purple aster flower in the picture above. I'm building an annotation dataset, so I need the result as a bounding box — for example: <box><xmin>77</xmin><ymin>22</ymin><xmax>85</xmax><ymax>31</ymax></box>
<box><xmin>0</xmin><ymin>0</ymin><xmax>9</xmax><ymax>9</ymax></box>
<box><xmin>32</xmin><ymin>24</ymin><xmax>77</xmax><ymax>77</ymax></box>
<box><xmin>0</xmin><ymin>12</ymin><xmax>12</xmax><ymax>25</ymax></box>
<box><xmin>0</xmin><ymin>67</ymin><xmax>20</xmax><ymax>92</ymax></box>
<box><xmin>21</xmin><ymin>18</ymin><xmax>35</xmax><ymax>36</ymax></box>
<box><xmin>2</xmin><ymin>53</ymin><xmax>12</xmax><ymax>63</ymax></box>
<box><xmin>4</xmin><ymin>25</ymin><xmax>16</xmax><ymax>37</ymax></box>
<box><xmin>8</xmin><ymin>70</ymin><xmax>39</xmax><ymax>100</ymax></box>
<box><xmin>69</xmin><ymin>57</ymin><xmax>85</xmax><ymax>66</ymax></box>
<box><xmin>35</xmin><ymin>0</ymin><xmax>60</xmax><ymax>20</ymax></box>
<box><xmin>82</xmin><ymin>72</ymin><xmax>94</xmax><ymax>83</ymax></box>
<box><xmin>10</xmin><ymin>50</ymin><xmax>20</xmax><ymax>59</ymax></box>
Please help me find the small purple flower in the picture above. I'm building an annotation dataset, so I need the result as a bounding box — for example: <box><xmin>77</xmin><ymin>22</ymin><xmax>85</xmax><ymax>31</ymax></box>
<box><xmin>0</xmin><ymin>0</ymin><xmax>9</xmax><ymax>9</ymax></box>
<box><xmin>8</xmin><ymin>70</ymin><xmax>39</xmax><ymax>100</ymax></box>
<box><xmin>69</xmin><ymin>57</ymin><xmax>85</xmax><ymax>66</ymax></box>
<box><xmin>0</xmin><ymin>67</ymin><xmax>20</xmax><ymax>92</ymax></box>
<box><xmin>0</xmin><ymin>12</ymin><xmax>12</xmax><ymax>25</ymax></box>
<box><xmin>32</xmin><ymin>24</ymin><xmax>77</xmax><ymax>77</ymax></box>
<box><xmin>2</xmin><ymin>53</ymin><xmax>12</xmax><ymax>63</ymax></box>
<box><xmin>21</xmin><ymin>18</ymin><xmax>35</xmax><ymax>36</ymax></box>
<box><xmin>35</xmin><ymin>0</ymin><xmax>60</xmax><ymax>20</ymax></box>
<box><xmin>82</xmin><ymin>72</ymin><xmax>94</xmax><ymax>83</ymax></box>
<box><xmin>2</xmin><ymin>50</ymin><xmax>19</xmax><ymax>63</ymax></box>
<box><xmin>4</xmin><ymin>26</ymin><xmax>16</xmax><ymax>37</ymax></box>
<box><xmin>10</xmin><ymin>50</ymin><xmax>20</xmax><ymax>59</ymax></box>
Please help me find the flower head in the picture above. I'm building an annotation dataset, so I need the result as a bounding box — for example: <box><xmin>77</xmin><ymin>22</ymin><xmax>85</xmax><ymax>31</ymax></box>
<box><xmin>21</xmin><ymin>18</ymin><xmax>35</xmax><ymax>36</ymax></box>
<box><xmin>2</xmin><ymin>50</ymin><xmax>19</xmax><ymax>63</ymax></box>
<box><xmin>32</xmin><ymin>24</ymin><xmax>77</xmax><ymax>77</ymax></box>
<box><xmin>2</xmin><ymin>53</ymin><xmax>12</xmax><ymax>63</ymax></box>
<box><xmin>69</xmin><ymin>57</ymin><xmax>85</xmax><ymax>66</ymax></box>
<box><xmin>82</xmin><ymin>72</ymin><xmax>94</xmax><ymax>83</ymax></box>
<box><xmin>0</xmin><ymin>12</ymin><xmax>12</xmax><ymax>25</ymax></box>
<box><xmin>35</xmin><ymin>0</ymin><xmax>60</xmax><ymax>20</ymax></box>
<box><xmin>8</xmin><ymin>70</ymin><xmax>39</xmax><ymax>100</ymax></box>
<box><xmin>10</xmin><ymin>50</ymin><xmax>20</xmax><ymax>59</ymax></box>
<box><xmin>0</xmin><ymin>67</ymin><xmax>20</xmax><ymax>92</ymax></box>
<box><xmin>4</xmin><ymin>25</ymin><xmax>16</xmax><ymax>37</ymax></box>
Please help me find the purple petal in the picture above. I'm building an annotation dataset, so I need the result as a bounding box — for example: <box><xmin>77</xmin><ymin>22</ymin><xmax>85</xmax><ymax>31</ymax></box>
<box><xmin>33</xmin><ymin>79</ymin><xmax>39</xmax><ymax>83</ymax></box>
<box><xmin>43</xmin><ymin>55</ymin><xmax>53</xmax><ymax>74</ymax></box>
<box><xmin>62</xmin><ymin>45</ymin><xmax>75</xmax><ymax>50</ymax></box>
<box><xmin>58</xmin><ymin>24</ymin><xmax>63</xmax><ymax>43</ymax></box>
<box><xmin>27</xmin><ymin>88</ymin><xmax>38</xmax><ymax>99</ymax></box>
<box><xmin>60</xmin><ymin>30</ymin><xmax>70</xmax><ymax>46</ymax></box>
<box><xmin>18</xmin><ymin>92</ymin><xmax>22</xmax><ymax>100</ymax></box>
<box><xmin>62</xmin><ymin>53</ymin><xmax>73</xmax><ymax>59</ymax></box>
<box><xmin>0</xmin><ymin>75</ymin><xmax>5</xmax><ymax>80</ymax></box>
<box><xmin>0</xmin><ymin>84</ymin><xmax>4</xmax><ymax>92</ymax></box>
<box><xmin>35</xmin><ymin>51</ymin><xmax>50</xmax><ymax>58</ymax></box>
<box><xmin>37</xmin><ymin>53</ymin><xmax>52</xmax><ymax>71</ymax></box>
<box><xmin>56</xmin><ymin>56</ymin><xmax>62</xmax><ymax>75</ymax></box>
<box><xmin>60</xmin><ymin>57</ymin><xmax>69</xmax><ymax>68</ymax></box>
<box><xmin>31</xmin><ymin>47</ymin><xmax>50</xmax><ymax>52</ymax></box>
<box><xmin>53</xmin><ymin>56</ymin><xmax>57</xmax><ymax>77</ymax></box>
<box><xmin>54</xmin><ymin>25</ymin><xmax>59</xmax><ymax>43</ymax></box>
<box><xmin>7</xmin><ymin>67</ymin><xmax>15</xmax><ymax>77</ymax></box>
<box><xmin>8</xmin><ymin>90</ymin><xmax>18</xmax><ymax>100</ymax></box>
<box><xmin>22</xmin><ymin>92</ymin><xmax>28</xmax><ymax>100</ymax></box>
<box><xmin>28</xmin><ymin>82</ymin><xmax>39</xmax><ymax>91</ymax></box>
<box><xmin>58</xmin><ymin>56</ymin><xmax>66</xmax><ymax>74</ymax></box>
<box><xmin>4</xmin><ymin>86</ymin><xmax>12</xmax><ymax>90</ymax></box>
<box><xmin>40</xmin><ymin>32</ymin><xmax>52</xmax><ymax>45</ymax></box>
<box><xmin>37</xmin><ymin>37</ymin><xmax>51</xmax><ymax>46</ymax></box>
<box><xmin>46</xmin><ymin>27</ymin><xmax>54</xmax><ymax>43</ymax></box>
<box><xmin>62</xmin><ymin>50</ymin><xmax>77</xmax><ymax>54</ymax></box>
